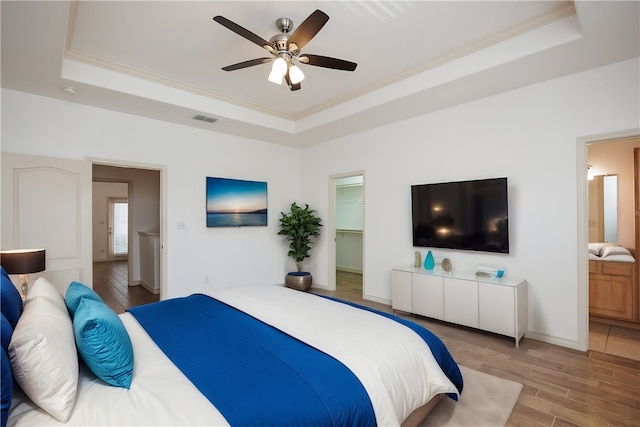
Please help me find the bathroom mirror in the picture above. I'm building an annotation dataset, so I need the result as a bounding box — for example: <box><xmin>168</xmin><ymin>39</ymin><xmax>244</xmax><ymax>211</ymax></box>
<box><xmin>588</xmin><ymin>175</ymin><xmax>618</xmax><ymax>243</ymax></box>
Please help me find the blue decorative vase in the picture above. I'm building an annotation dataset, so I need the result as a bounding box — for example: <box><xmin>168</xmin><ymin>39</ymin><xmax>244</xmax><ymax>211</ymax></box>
<box><xmin>424</xmin><ymin>251</ymin><xmax>435</xmax><ymax>270</ymax></box>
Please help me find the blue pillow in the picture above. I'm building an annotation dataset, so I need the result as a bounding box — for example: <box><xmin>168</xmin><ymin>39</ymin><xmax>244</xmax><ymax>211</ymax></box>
<box><xmin>0</xmin><ymin>314</ymin><xmax>12</xmax><ymax>353</ymax></box>
<box><xmin>1</xmin><ymin>348</ymin><xmax>12</xmax><ymax>427</ymax></box>
<box><xmin>0</xmin><ymin>267</ymin><xmax>22</xmax><ymax>329</ymax></box>
<box><xmin>73</xmin><ymin>298</ymin><xmax>133</xmax><ymax>388</ymax></box>
<box><xmin>65</xmin><ymin>281</ymin><xmax>103</xmax><ymax>317</ymax></box>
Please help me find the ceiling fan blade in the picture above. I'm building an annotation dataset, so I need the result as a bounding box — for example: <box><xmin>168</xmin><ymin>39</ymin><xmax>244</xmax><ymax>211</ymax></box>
<box><xmin>213</xmin><ymin>16</ymin><xmax>273</xmax><ymax>53</ymax></box>
<box><xmin>221</xmin><ymin>58</ymin><xmax>272</xmax><ymax>72</ymax></box>
<box><xmin>288</xmin><ymin>10</ymin><xmax>329</xmax><ymax>51</ymax></box>
<box><xmin>284</xmin><ymin>71</ymin><xmax>301</xmax><ymax>91</ymax></box>
<box><xmin>299</xmin><ymin>54</ymin><xmax>357</xmax><ymax>71</ymax></box>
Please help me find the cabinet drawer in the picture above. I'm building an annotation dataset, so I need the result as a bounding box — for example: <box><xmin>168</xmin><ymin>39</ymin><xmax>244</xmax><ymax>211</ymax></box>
<box><xmin>589</xmin><ymin>275</ymin><xmax>633</xmax><ymax>320</ymax></box>
<box><xmin>601</xmin><ymin>262</ymin><xmax>633</xmax><ymax>276</ymax></box>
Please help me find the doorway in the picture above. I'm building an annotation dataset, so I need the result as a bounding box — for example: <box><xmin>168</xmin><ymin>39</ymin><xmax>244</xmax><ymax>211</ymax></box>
<box><xmin>586</xmin><ymin>135</ymin><xmax>640</xmax><ymax>361</ymax></box>
<box><xmin>92</xmin><ymin>163</ymin><xmax>162</xmax><ymax>313</ymax></box>
<box><xmin>334</xmin><ymin>174</ymin><xmax>364</xmax><ymax>298</ymax></box>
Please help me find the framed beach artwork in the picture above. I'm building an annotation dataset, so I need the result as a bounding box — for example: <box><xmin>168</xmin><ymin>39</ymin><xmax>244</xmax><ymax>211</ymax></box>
<box><xmin>206</xmin><ymin>177</ymin><xmax>268</xmax><ymax>227</ymax></box>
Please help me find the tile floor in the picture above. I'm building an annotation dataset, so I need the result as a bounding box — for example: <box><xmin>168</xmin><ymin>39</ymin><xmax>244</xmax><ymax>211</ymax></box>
<box><xmin>589</xmin><ymin>321</ymin><xmax>640</xmax><ymax>361</ymax></box>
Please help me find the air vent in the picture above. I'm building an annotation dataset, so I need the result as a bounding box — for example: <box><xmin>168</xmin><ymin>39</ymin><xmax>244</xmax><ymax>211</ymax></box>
<box><xmin>192</xmin><ymin>114</ymin><xmax>218</xmax><ymax>124</ymax></box>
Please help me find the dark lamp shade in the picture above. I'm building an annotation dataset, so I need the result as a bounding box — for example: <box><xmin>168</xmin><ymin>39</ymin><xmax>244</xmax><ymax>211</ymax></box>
<box><xmin>0</xmin><ymin>249</ymin><xmax>46</xmax><ymax>275</ymax></box>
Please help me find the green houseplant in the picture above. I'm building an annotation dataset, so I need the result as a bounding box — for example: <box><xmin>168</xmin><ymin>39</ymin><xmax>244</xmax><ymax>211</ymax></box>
<box><xmin>278</xmin><ymin>202</ymin><xmax>322</xmax><ymax>290</ymax></box>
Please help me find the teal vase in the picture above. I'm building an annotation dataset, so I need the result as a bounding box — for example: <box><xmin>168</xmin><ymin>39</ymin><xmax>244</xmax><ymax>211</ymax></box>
<box><xmin>424</xmin><ymin>250</ymin><xmax>435</xmax><ymax>270</ymax></box>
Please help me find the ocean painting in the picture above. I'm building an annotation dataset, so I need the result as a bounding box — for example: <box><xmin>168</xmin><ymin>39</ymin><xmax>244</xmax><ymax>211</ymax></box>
<box><xmin>206</xmin><ymin>177</ymin><xmax>268</xmax><ymax>227</ymax></box>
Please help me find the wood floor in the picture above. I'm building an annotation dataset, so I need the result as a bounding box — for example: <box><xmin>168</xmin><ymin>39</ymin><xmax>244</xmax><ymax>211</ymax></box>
<box><xmin>326</xmin><ymin>271</ymin><xmax>640</xmax><ymax>427</ymax></box>
<box><xmin>93</xmin><ymin>260</ymin><xmax>158</xmax><ymax>314</ymax></box>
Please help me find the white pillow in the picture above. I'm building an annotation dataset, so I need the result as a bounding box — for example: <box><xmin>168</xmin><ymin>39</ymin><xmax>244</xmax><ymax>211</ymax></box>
<box><xmin>26</xmin><ymin>277</ymin><xmax>67</xmax><ymax>313</ymax></box>
<box><xmin>588</xmin><ymin>242</ymin><xmax>607</xmax><ymax>255</ymax></box>
<box><xmin>600</xmin><ymin>245</ymin><xmax>631</xmax><ymax>258</ymax></box>
<box><xmin>602</xmin><ymin>254</ymin><xmax>635</xmax><ymax>263</ymax></box>
<box><xmin>8</xmin><ymin>292</ymin><xmax>78</xmax><ymax>422</ymax></box>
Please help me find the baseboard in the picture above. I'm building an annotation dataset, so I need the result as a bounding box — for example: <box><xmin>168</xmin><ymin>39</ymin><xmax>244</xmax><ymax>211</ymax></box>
<box><xmin>138</xmin><ymin>280</ymin><xmax>160</xmax><ymax>294</ymax></box>
<box><xmin>92</xmin><ymin>257</ymin><xmax>128</xmax><ymax>263</ymax></box>
<box><xmin>524</xmin><ymin>330</ymin><xmax>585</xmax><ymax>352</ymax></box>
<box><xmin>363</xmin><ymin>294</ymin><xmax>391</xmax><ymax>306</ymax></box>
<box><xmin>336</xmin><ymin>267</ymin><xmax>363</xmax><ymax>274</ymax></box>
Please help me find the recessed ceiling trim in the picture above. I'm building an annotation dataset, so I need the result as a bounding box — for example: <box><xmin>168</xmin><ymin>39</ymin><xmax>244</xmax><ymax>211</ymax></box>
<box><xmin>64</xmin><ymin>49</ymin><xmax>294</xmax><ymax>121</ymax></box>
<box><xmin>295</xmin><ymin>1</ymin><xmax>577</xmax><ymax>120</ymax></box>
<box><xmin>63</xmin><ymin>1</ymin><xmax>576</xmax><ymax>124</ymax></box>
<box><xmin>65</xmin><ymin>0</ymin><xmax>287</xmax><ymax>120</ymax></box>
<box><xmin>61</xmin><ymin>9</ymin><xmax>582</xmax><ymax>139</ymax></box>
<box><xmin>295</xmin><ymin>12</ymin><xmax>582</xmax><ymax>134</ymax></box>
<box><xmin>60</xmin><ymin>58</ymin><xmax>297</xmax><ymax>134</ymax></box>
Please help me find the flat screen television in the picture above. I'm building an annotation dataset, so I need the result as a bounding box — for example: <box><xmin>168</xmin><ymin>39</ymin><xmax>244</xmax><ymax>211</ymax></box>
<box><xmin>411</xmin><ymin>177</ymin><xmax>509</xmax><ymax>253</ymax></box>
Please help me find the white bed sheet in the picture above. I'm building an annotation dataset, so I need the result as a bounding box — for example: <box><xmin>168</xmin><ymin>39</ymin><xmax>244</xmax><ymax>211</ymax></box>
<box><xmin>8</xmin><ymin>313</ymin><xmax>229</xmax><ymax>427</ymax></box>
<box><xmin>210</xmin><ymin>284</ymin><xmax>459</xmax><ymax>426</ymax></box>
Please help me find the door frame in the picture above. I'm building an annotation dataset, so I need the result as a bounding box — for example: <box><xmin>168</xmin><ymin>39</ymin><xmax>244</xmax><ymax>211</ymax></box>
<box><xmin>577</xmin><ymin>128</ymin><xmax>639</xmax><ymax>351</ymax></box>
<box><xmin>328</xmin><ymin>170</ymin><xmax>365</xmax><ymax>293</ymax></box>
<box><xmin>90</xmin><ymin>157</ymin><xmax>167</xmax><ymax>300</ymax></box>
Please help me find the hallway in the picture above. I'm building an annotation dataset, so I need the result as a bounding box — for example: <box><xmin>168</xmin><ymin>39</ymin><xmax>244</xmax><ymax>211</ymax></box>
<box><xmin>93</xmin><ymin>260</ymin><xmax>159</xmax><ymax>314</ymax></box>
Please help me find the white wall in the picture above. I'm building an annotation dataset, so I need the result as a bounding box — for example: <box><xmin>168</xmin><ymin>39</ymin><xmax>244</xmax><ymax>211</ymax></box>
<box><xmin>1</xmin><ymin>89</ymin><xmax>302</xmax><ymax>299</ymax></box>
<box><xmin>300</xmin><ymin>58</ymin><xmax>640</xmax><ymax>348</ymax></box>
<box><xmin>2</xmin><ymin>57</ymin><xmax>639</xmax><ymax>350</ymax></box>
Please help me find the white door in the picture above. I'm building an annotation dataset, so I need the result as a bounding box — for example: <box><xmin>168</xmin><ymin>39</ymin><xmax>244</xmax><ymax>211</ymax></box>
<box><xmin>1</xmin><ymin>152</ymin><xmax>92</xmax><ymax>292</ymax></box>
<box><xmin>108</xmin><ymin>198</ymin><xmax>128</xmax><ymax>258</ymax></box>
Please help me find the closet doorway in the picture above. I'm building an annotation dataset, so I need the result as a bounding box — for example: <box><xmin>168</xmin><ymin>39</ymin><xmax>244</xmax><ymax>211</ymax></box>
<box><xmin>334</xmin><ymin>174</ymin><xmax>364</xmax><ymax>299</ymax></box>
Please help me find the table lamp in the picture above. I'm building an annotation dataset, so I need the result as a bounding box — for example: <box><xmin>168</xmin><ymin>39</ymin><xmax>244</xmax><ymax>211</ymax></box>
<box><xmin>0</xmin><ymin>249</ymin><xmax>46</xmax><ymax>297</ymax></box>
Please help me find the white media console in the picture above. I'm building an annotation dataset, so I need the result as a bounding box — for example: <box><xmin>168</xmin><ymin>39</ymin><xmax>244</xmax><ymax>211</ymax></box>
<box><xmin>391</xmin><ymin>265</ymin><xmax>528</xmax><ymax>347</ymax></box>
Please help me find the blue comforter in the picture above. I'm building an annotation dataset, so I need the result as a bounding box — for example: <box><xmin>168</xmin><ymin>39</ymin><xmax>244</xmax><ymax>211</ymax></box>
<box><xmin>129</xmin><ymin>293</ymin><xmax>463</xmax><ymax>426</ymax></box>
<box><xmin>129</xmin><ymin>294</ymin><xmax>375</xmax><ymax>426</ymax></box>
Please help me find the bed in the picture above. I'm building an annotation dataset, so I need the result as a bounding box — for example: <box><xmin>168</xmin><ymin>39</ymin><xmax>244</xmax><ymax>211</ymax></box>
<box><xmin>588</xmin><ymin>243</ymin><xmax>638</xmax><ymax>322</ymax></box>
<box><xmin>1</xmin><ymin>268</ymin><xmax>463</xmax><ymax>427</ymax></box>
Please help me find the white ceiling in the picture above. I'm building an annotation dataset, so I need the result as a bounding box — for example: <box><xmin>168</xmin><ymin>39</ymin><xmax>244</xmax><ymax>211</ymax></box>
<box><xmin>2</xmin><ymin>1</ymin><xmax>639</xmax><ymax>147</ymax></box>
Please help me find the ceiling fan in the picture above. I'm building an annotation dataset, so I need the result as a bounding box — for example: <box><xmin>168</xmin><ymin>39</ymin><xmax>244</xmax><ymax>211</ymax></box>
<box><xmin>213</xmin><ymin>10</ymin><xmax>357</xmax><ymax>91</ymax></box>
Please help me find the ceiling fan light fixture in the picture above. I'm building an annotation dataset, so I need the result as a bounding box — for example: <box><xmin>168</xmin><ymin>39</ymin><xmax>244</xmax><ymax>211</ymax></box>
<box><xmin>268</xmin><ymin>69</ymin><xmax>283</xmax><ymax>85</ymax></box>
<box><xmin>271</xmin><ymin>57</ymin><xmax>287</xmax><ymax>76</ymax></box>
<box><xmin>268</xmin><ymin>56</ymin><xmax>288</xmax><ymax>85</ymax></box>
<box><xmin>289</xmin><ymin>65</ymin><xmax>305</xmax><ymax>84</ymax></box>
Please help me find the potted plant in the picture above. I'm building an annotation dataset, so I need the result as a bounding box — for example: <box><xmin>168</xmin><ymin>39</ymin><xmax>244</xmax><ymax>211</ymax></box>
<box><xmin>277</xmin><ymin>202</ymin><xmax>322</xmax><ymax>291</ymax></box>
